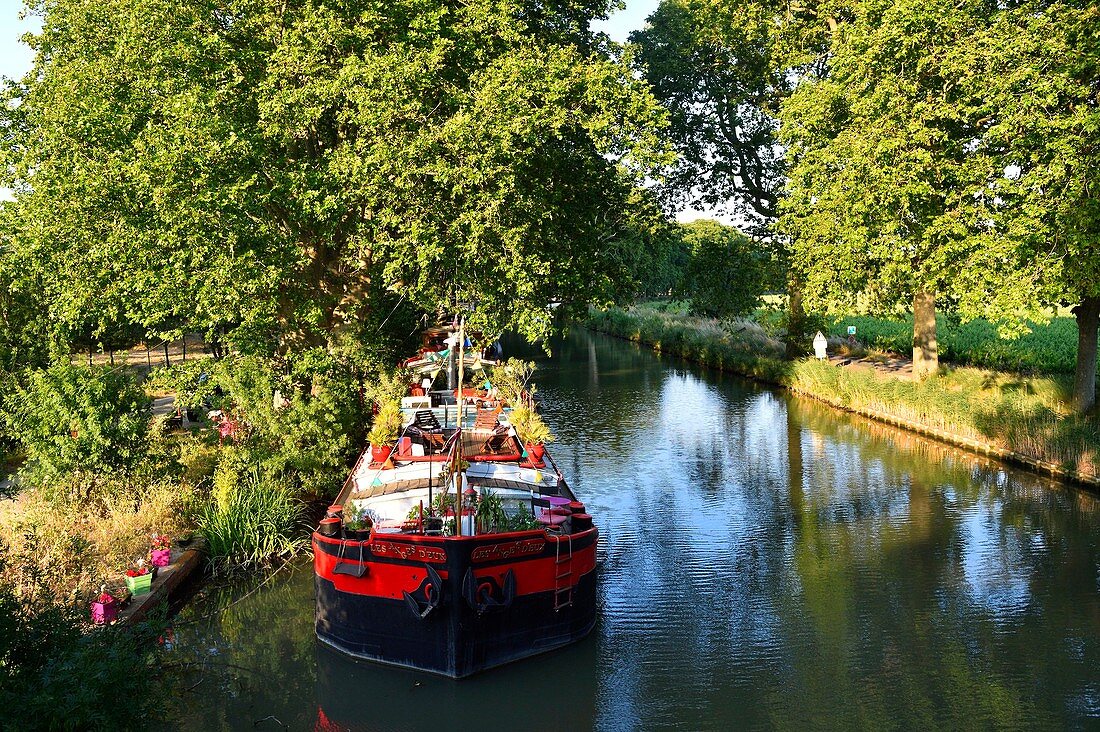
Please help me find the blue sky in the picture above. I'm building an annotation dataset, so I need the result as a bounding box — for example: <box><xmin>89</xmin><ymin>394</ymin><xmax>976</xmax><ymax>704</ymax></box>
<box><xmin>0</xmin><ymin>0</ymin><xmax>37</xmax><ymax>82</ymax></box>
<box><xmin>0</xmin><ymin>0</ymin><xmax>659</xmax><ymax>81</ymax></box>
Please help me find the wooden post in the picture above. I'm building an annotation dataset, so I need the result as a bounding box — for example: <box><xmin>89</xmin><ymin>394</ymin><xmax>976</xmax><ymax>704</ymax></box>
<box><xmin>163</xmin><ymin>343</ymin><xmax>170</xmax><ymax>367</ymax></box>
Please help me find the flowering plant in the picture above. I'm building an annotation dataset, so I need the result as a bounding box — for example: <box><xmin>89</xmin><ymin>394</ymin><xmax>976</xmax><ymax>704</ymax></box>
<box><xmin>150</xmin><ymin>534</ymin><xmax>171</xmax><ymax>551</ymax></box>
<box><xmin>126</xmin><ymin>559</ymin><xmax>149</xmax><ymax>577</ymax></box>
<box><xmin>96</xmin><ymin>590</ymin><xmax>116</xmax><ymax>604</ymax></box>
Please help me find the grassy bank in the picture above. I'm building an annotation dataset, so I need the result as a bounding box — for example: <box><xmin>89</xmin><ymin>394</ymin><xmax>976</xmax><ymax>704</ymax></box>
<box><xmin>587</xmin><ymin>305</ymin><xmax>1100</xmax><ymax>484</ymax></box>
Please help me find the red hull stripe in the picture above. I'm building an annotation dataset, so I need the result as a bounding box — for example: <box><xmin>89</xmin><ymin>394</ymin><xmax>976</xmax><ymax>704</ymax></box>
<box><xmin>312</xmin><ymin>537</ymin><xmax>597</xmax><ymax>600</ymax></box>
<box><xmin>311</xmin><ymin>528</ymin><xmax>598</xmax><ymax>569</ymax></box>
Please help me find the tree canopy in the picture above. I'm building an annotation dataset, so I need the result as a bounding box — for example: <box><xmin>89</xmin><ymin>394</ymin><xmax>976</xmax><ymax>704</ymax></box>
<box><xmin>0</xmin><ymin>0</ymin><xmax>668</xmax><ymax>356</ymax></box>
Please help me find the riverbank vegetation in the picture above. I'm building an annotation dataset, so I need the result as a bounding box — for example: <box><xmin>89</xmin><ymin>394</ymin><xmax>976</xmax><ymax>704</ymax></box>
<box><xmin>588</xmin><ymin>304</ymin><xmax>1100</xmax><ymax>481</ymax></box>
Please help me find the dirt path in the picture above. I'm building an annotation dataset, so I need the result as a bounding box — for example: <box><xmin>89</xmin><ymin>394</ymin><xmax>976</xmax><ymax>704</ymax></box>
<box><xmin>828</xmin><ymin>351</ymin><xmax>914</xmax><ymax>379</ymax></box>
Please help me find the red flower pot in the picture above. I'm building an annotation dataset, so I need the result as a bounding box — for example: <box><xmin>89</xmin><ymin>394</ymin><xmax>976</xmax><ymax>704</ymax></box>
<box><xmin>371</xmin><ymin>445</ymin><xmax>393</xmax><ymax>463</ymax></box>
<box><xmin>525</xmin><ymin>443</ymin><xmax>545</xmax><ymax>461</ymax></box>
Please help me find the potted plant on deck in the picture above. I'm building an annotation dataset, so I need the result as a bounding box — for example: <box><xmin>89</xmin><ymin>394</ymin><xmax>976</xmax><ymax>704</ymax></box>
<box><xmin>508</xmin><ymin>406</ymin><xmax>554</xmax><ymax>462</ymax></box>
<box><xmin>474</xmin><ymin>489</ymin><xmax>507</xmax><ymax>534</ymax></box>
<box><xmin>368</xmin><ymin>400</ymin><xmax>403</xmax><ymax>464</ymax></box>
<box><xmin>343</xmin><ymin>504</ymin><xmax>373</xmax><ymax>540</ymax></box>
<box><xmin>90</xmin><ymin>587</ymin><xmax>119</xmax><ymax>625</ymax></box>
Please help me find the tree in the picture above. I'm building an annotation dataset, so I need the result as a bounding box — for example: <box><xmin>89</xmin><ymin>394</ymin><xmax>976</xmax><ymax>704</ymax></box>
<box><xmin>677</xmin><ymin>219</ymin><xmax>771</xmax><ymax>318</ymax></box>
<box><xmin>977</xmin><ymin>2</ymin><xmax>1100</xmax><ymax>411</ymax></box>
<box><xmin>0</xmin><ymin>364</ymin><xmax>150</xmax><ymax>500</ymax></box>
<box><xmin>630</xmin><ymin>0</ymin><xmax>787</xmax><ymax>230</ymax></box>
<box><xmin>631</xmin><ymin>0</ymin><xmax>837</xmax><ymax>354</ymax></box>
<box><xmin>778</xmin><ymin>0</ymin><xmax>1052</xmax><ymax>378</ymax></box>
<box><xmin>0</xmin><ymin>0</ymin><xmax>667</xmax><ymax>357</ymax></box>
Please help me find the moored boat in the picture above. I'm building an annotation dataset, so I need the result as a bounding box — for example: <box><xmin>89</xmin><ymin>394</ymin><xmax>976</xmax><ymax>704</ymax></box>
<box><xmin>312</xmin><ymin>330</ymin><xmax>597</xmax><ymax>678</ymax></box>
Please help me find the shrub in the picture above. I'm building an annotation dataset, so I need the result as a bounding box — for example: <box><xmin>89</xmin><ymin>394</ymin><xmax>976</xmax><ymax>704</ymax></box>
<box><xmin>0</xmin><ymin>364</ymin><xmax>150</xmax><ymax>501</ymax></box>
<box><xmin>0</xmin><ymin>582</ymin><xmax>164</xmax><ymax>731</ymax></box>
<box><xmin>0</xmin><ymin>479</ymin><xmax>196</xmax><ymax>599</ymax></box>
<box><xmin>198</xmin><ymin>455</ymin><xmax>307</xmax><ymax>570</ymax></box>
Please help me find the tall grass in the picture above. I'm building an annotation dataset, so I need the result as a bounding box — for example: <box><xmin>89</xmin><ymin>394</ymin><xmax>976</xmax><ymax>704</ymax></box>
<box><xmin>198</xmin><ymin>467</ymin><xmax>307</xmax><ymax>570</ymax></box>
<box><xmin>587</xmin><ymin>305</ymin><xmax>1100</xmax><ymax>481</ymax></box>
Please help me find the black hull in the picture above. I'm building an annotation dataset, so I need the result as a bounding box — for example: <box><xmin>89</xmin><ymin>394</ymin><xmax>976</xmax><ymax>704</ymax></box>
<box><xmin>315</xmin><ymin>568</ymin><xmax>598</xmax><ymax>678</ymax></box>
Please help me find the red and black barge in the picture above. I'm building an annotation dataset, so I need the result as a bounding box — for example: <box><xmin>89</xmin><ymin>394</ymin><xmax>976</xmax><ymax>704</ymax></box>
<box><xmin>313</xmin><ymin>397</ymin><xmax>598</xmax><ymax>678</ymax></box>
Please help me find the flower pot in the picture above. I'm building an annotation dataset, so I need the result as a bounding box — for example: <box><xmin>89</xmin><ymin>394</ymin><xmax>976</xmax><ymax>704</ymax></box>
<box><xmin>525</xmin><ymin>442</ymin><xmax>545</xmax><ymax>461</ymax></box>
<box><xmin>319</xmin><ymin>517</ymin><xmax>340</xmax><ymax>537</ymax></box>
<box><xmin>344</xmin><ymin>527</ymin><xmax>372</xmax><ymax>541</ymax></box>
<box><xmin>125</xmin><ymin>573</ymin><xmax>152</xmax><ymax>596</ymax></box>
<box><xmin>371</xmin><ymin>445</ymin><xmax>393</xmax><ymax>463</ymax></box>
<box><xmin>150</xmin><ymin>548</ymin><xmax>172</xmax><ymax>568</ymax></box>
<box><xmin>90</xmin><ymin>596</ymin><xmax>118</xmax><ymax>625</ymax></box>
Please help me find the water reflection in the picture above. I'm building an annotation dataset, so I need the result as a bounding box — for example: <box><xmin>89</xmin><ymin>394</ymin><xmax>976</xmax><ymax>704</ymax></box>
<box><xmin>163</xmin><ymin>329</ymin><xmax>1100</xmax><ymax>731</ymax></box>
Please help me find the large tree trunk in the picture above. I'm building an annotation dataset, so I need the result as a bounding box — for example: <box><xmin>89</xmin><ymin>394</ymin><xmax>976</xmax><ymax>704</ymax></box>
<box><xmin>912</xmin><ymin>290</ymin><xmax>938</xmax><ymax>380</ymax></box>
<box><xmin>785</xmin><ymin>274</ymin><xmax>806</xmax><ymax>359</ymax></box>
<box><xmin>1072</xmin><ymin>296</ymin><xmax>1100</xmax><ymax>413</ymax></box>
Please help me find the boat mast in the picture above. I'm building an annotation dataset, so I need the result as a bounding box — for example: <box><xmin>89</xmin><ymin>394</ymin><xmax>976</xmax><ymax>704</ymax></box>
<box><xmin>454</xmin><ymin>316</ymin><xmax>465</xmax><ymax>537</ymax></box>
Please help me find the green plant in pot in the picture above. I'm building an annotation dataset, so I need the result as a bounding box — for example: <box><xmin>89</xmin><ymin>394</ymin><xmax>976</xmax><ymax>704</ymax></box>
<box><xmin>489</xmin><ymin>358</ymin><xmax>536</xmax><ymax>407</ymax></box>
<box><xmin>474</xmin><ymin>489</ymin><xmax>507</xmax><ymax>534</ymax></box>
<box><xmin>368</xmin><ymin>401</ymin><xmax>403</xmax><ymax>463</ymax></box>
<box><xmin>343</xmin><ymin>504</ymin><xmax>373</xmax><ymax>540</ymax></box>
<box><xmin>509</xmin><ymin>406</ymin><xmax>554</xmax><ymax>462</ymax></box>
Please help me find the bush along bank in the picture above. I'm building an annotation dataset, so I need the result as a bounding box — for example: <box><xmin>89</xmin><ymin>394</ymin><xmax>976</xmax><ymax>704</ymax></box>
<box><xmin>586</xmin><ymin>306</ymin><xmax>1100</xmax><ymax>488</ymax></box>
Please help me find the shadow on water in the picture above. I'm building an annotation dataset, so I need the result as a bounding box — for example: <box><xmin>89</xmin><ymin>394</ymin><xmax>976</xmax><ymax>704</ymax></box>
<box><xmin>163</xmin><ymin>329</ymin><xmax>1100</xmax><ymax>731</ymax></box>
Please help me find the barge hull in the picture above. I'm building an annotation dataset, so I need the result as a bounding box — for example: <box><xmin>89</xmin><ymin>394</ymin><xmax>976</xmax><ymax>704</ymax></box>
<box><xmin>313</xmin><ymin>533</ymin><xmax>598</xmax><ymax>678</ymax></box>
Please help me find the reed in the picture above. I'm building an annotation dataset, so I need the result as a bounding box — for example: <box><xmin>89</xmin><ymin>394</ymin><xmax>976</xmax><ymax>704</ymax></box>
<box><xmin>198</xmin><ymin>467</ymin><xmax>307</xmax><ymax>570</ymax></box>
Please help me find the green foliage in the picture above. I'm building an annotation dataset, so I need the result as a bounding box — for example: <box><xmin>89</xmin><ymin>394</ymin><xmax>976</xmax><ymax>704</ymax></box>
<box><xmin>0</xmin><ymin>581</ymin><xmax>164</xmax><ymax>731</ymax></box>
<box><xmin>199</xmin><ymin>456</ymin><xmax>307</xmax><ymax>569</ymax></box>
<box><xmin>677</xmin><ymin>220</ymin><xmax>772</xmax><ymax>319</ymax></box>
<box><xmin>0</xmin><ymin>0</ymin><xmax>669</xmax><ymax>353</ymax></box>
<box><xmin>630</xmin><ymin>0</ymin><xmax>790</xmax><ymax>230</ymax></box>
<box><xmin>508</xmin><ymin>406</ymin><xmax>555</xmax><ymax>445</ymax></box>
<box><xmin>829</xmin><ymin>315</ymin><xmax>1079</xmax><ymax>375</ymax></box>
<box><xmin>778</xmin><ymin>0</ymin><xmax>1057</xmax><ymax>326</ymax></box>
<box><xmin>1</xmin><ymin>364</ymin><xmax>150</xmax><ymax>499</ymax></box>
<box><xmin>489</xmin><ymin>358</ymin><xmax>537</xmax><ymax>406</ymax></box>
<box><xmin>586</xmin><ymin>305</ymin><xmax>789</xmax><ymax>382</ymax></box>
<box><xmin>159</xmin><ymin>354</ymin><xmax>367</xmax><ymax>497</ymax></box>
<box><xmin>474</xmin><ymin>489</ymin><xmax>508</xmax><ymax>533</ymax></box>
<box><xmin>504</xmin><ymin>509</ymin><xmax>540</xmax><ymax>532</ymax></box>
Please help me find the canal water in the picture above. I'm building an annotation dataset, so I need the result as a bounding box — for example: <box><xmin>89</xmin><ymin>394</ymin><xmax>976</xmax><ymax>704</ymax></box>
<box><xmin>164</xmin><ymin>329</ymin><xmax>1100</xmax><ymax>731</ymax></box>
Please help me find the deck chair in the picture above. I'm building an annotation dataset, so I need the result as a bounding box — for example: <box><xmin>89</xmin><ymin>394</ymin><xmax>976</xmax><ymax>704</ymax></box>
<box><xmin>472</xmin><ymin>409</ymin><xmax>512</xmax><ymax>454</ymax></box>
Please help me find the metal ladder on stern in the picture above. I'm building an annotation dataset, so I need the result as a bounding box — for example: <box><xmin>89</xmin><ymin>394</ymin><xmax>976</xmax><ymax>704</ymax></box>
<box><xmin>552</xmin><ymin>533</ymin><xmax>574</xmax><ymax>611</ymax></box>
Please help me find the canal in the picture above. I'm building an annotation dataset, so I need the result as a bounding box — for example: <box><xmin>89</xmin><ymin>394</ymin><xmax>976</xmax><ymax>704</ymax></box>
<box><xmin>165</xmin><ymin>328</ymin><xmax>1100</xmax><ymax>730</ymax></box>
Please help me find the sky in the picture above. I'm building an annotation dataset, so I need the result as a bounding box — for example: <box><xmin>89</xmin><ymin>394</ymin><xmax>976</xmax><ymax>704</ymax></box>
<box><xmin>0</xmin><ymin>0</ymin><xmax>37</xmax><ymax>83</ymax></box>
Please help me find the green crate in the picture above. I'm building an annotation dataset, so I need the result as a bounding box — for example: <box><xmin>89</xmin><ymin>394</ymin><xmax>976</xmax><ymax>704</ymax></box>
<box><xmin>125</xmin><ymin>572</ymin><xmax>152</xmax><ymax>595</ymax></box>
